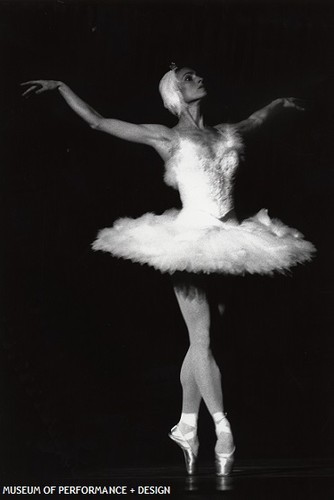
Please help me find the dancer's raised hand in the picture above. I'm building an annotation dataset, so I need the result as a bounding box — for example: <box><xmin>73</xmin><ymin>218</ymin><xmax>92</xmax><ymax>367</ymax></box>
<box><xmin>21</xmin><ymin>80</ymin><xmax>61</xmax><ymax>98</ymax></box>
<box><xmin>281</xmin><ymin>97</ymin><xmax>307</xmax><ymax>112</ymax></box>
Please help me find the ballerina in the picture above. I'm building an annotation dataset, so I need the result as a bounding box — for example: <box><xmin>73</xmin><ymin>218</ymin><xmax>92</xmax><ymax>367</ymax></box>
<box><xmin>21</xmin><ymin>64</ymin><xmax>315</xmax><ymax>475</ymax></box>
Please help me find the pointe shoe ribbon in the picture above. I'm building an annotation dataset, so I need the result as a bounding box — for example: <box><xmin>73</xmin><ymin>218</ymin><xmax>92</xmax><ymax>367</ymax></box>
<box><xmin>215</xmin><ymin>416</ymin><xmax>231</xmax><ymax>436</ymax></box>
<box><xmin>169</xmin><ymin>425</ymin><xmax>197</xmax><ymax>449</ymax></box>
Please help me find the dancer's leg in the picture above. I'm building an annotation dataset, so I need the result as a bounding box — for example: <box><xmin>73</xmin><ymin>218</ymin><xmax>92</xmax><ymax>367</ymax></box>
<box><xmin>180</xmin><ymin>347</ymin><xmax>202</xmax><ymax>415</ymax></box>
<box><xmin>174</xmin><ymin>282</ymin><xmax>223</xmax><ymax>414</ymax></box>
<box><xmin>174</xmin><ymin>347</ymin><xmax>202</xmax><ymax>455</ymax></box>
<box><xmin>174</xmin><ymin>281</ymin><xmax>234</xmax><ymax>454</ymax></box>
<box><xmin>169</xmin><ymin>287</ymin><xmax>202</xmax><ymax>470</ymax></box>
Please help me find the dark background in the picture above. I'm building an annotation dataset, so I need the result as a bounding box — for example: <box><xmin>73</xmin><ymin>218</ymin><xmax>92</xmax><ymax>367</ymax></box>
<box><xmin>0</xmin><ymin>0</ymin><xmax>333</xmax><ymax>481</ymax></box>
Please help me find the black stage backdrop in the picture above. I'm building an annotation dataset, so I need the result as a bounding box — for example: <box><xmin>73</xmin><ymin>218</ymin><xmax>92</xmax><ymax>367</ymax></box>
<box><xmin>1</xmin><ymin>0</ymin><xmax>333</xmax><ymax>481</ymax></box>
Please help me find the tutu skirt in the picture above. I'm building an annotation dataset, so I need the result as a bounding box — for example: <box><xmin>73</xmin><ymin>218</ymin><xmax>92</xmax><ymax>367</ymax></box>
<box><xmin>92</xmin><ymin>208</ymin><xmax>315</xmax><ymax>275</ymax></box>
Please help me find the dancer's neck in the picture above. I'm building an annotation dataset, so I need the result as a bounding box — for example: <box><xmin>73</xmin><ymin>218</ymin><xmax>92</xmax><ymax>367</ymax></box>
<box><xmin>178</xmin><ymin>101</ymin><xmax>204</xmax><ymax>129</ymax></box>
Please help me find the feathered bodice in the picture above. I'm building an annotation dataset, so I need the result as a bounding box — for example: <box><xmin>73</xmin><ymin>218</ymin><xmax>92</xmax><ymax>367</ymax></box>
<box><xmin>164</xmin><ymin>125</ymin><xmax>244</xmax><ymax>219</ymax></box>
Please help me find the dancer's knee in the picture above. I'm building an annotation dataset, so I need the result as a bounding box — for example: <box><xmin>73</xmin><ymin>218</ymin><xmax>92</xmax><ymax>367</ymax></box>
<box><xmin>189</xmin><ymin>338</ymin><xmax>212</xmax><ymax>360</ymax></box>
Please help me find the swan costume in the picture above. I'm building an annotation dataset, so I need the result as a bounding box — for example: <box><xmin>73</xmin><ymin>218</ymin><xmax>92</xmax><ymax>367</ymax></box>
<box><xmin>92</xmin><ymin>70</ymin><xmax>315</xmax><ymax>275</ymax></box>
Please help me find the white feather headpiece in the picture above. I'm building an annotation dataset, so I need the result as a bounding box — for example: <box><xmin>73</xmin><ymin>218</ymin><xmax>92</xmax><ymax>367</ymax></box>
<box><xmin>158</xmin><ymin>63</ymin><xmax>183</xmax><ymax>117</ymax></box>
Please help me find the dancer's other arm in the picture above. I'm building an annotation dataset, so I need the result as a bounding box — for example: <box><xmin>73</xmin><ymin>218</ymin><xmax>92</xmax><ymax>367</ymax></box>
<box><xmin>234</xmin><ymin>97</ymin><xmax>306</xmax><ymax>134</ymax></box>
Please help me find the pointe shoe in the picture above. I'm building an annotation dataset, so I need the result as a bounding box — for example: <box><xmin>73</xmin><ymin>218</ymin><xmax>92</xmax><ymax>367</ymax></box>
<box><xmin>215</xmin><ymin>447</ymin><xmax>235</xmax><ymax>476</ymax></box>
<box><xmin>168</xmin><ymin>425</ymin><xmax>198</xmax><ymax>475</ymax></box>
<box><xmin>214</xmin><ymin>415</ymin><xmax>235</xmax><ymax>476</ymax></box>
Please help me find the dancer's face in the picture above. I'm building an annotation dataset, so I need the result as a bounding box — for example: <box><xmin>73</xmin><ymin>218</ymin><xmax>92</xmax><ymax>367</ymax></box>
<box><xmin>176</xmin><ymin>67</ymin><xmax>207</xmax><ymax>104</ymax></box>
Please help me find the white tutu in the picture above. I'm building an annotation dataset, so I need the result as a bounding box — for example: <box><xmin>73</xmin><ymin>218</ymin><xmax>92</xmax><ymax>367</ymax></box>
<box><xmin>92</xmin><ymin>208</ymin><xmax>315</xmax><ymax>275</ymax></box>
<box><xmin>92</xmin><ymin>126</ymin><xmax>315</xmax><ymax>275</ymax></box>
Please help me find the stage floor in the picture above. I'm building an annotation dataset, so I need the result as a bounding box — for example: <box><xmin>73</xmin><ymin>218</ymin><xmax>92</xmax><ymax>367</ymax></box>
<box><xmin>67</xmin><ymin>459</ymin><xmax>334</xmax><ymax>499</ymax></box>
<box><xmin>2</xmin><ymin>459</ymin><xmax>334</xmax><ymax>498</ymax></box>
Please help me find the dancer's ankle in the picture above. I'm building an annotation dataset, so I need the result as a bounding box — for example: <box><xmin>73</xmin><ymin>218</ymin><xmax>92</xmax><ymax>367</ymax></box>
<box><xmin>213</xmin><ymin>412</ymin><xmax>230</xmax><ymax>437</ymax></box>
<box><xmin>177</xmin><ymin>421</ymin><xmax>195</xmax><ymax>436</ymax></box>
<box><xmin>180</xmin><ymin>412</ymin><xmax>198</xmax><ymax>427</ymax></box>
<box><xmin>178</xmin><ymin>412</ymin><xmax>198</xmax><ymax>435</ymax></box>
<box><xmin>212</xmin><ymin>412</ymin><xmax>234</xmax><ymax>455</ymax></box>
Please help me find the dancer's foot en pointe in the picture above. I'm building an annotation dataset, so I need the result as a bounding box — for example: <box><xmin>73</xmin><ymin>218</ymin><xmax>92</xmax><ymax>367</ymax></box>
<box><xmin>214</xmin><ymin>413</ymin><xmax>235</xmax><ymax>476</ymax></box>
<box><xmin>169</xmin><ymin>423</ymin><xmax>199</xmax><ymax>475</ymax></box>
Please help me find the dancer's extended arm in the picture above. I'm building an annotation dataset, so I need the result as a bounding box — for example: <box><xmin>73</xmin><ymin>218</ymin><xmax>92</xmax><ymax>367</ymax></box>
<box><xmin>234</xmin><ymin>97</ymin><xmax>306</xmax><ymax>134</ymax></box>
<box><xmin>214</xmin><ymin>97</ymin><xmax>306</xmax><ymax>135</ymax></box>
<box><xmin>21</xmin><ymin>80</ymin><xmax>171</xmax><ymax>146</ymax></box>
